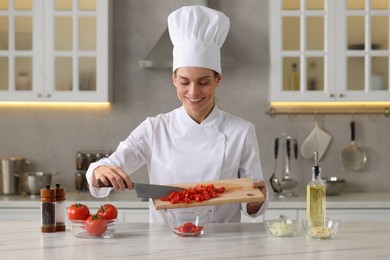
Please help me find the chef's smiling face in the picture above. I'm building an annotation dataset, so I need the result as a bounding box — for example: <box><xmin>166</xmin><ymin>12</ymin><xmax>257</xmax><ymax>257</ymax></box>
<box><xmin>173</xmin><ymin>67</ymin><xmax>221</xmax><ymax>123</ymax></box>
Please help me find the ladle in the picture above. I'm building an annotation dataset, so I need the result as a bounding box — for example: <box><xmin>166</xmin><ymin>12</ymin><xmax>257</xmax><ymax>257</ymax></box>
<box><xmin>281</xmin><ymin>137</ymin><xmax>297</xmax><ymax>190</ymax></box>
<box><xmin>269</xmin><ymin>138</ymin><xmax>283</xmax><ymax>193</ymax></box>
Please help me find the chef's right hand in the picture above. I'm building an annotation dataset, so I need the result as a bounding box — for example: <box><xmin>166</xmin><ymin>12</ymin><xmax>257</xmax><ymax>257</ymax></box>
<box><xmin>92</xmin><ymin>165</ymin><xmax>133</xmax><ymax>191</ymax></box>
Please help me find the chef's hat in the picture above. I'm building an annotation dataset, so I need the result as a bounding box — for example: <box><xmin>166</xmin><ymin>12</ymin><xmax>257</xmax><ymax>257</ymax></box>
<box><xmin>168</xmin><ymin>5</ymin><xmax>230</xmax><ymax>74</ymax></box>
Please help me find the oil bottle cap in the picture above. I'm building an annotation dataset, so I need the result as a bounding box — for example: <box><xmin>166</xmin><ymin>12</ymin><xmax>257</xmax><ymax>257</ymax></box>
<box><xmin>312</xmin><ymin>151</ymin><xmax>321</xmax><ymax>177</ymax></box>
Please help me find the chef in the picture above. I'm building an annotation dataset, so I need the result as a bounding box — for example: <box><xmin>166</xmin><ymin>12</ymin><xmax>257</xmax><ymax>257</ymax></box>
<box><xmin>86</xmin><ymin>5</ymin><xmax>268</xmax><ymax>223</ymax></box>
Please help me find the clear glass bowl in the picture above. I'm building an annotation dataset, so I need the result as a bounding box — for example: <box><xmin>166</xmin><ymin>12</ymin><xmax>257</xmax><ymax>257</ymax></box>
<box><xmin>165</xmin><ymin>208</ymin><xmax>212</xmax><ymax>237</ymax></box>
<box><xmin>68</xmin><ymin>219</ymin><xmax>117</xmax><ymax>239</ymax></box>
<box><xmin>264</xmin><ymin>218</ymin><xmax>302</xmax><ymax>237</ymax></box>
<box><xmin>302</xmin><ymin>218</ymin><xmax>340</xmax><ymax>240</ymax></box>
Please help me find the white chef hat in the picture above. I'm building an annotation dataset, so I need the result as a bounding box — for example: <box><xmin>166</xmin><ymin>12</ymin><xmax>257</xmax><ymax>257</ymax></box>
<box><xmin>168</xmin><ymin>5</ymin><xmax>230</xmax><ymax>74</ymax></box>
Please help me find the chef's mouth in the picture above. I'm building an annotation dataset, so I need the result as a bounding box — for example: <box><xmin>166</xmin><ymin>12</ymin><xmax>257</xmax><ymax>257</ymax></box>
<box><xmin>186</xmin><ymin>97</ymin><xmax>205</xmax><ymax>103</ymax></box>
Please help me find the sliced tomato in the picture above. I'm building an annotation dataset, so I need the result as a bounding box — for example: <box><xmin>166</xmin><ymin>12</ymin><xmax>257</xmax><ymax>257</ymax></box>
<box><xmin>160</xmin><ymin>184</ymin><xmax>226</xmax><ymax>205</ymax></box>
<box><xmin>175</xmin><ymin>222</ymin><xmax>204</xmax><ymax>234</ymax></box>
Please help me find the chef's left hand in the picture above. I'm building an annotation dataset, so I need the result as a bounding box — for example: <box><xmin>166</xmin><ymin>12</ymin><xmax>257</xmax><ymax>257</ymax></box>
<box><xmin>246</xmin><ymin>180</ymin><xmax>267</xmax><ymax>215</ymax></box>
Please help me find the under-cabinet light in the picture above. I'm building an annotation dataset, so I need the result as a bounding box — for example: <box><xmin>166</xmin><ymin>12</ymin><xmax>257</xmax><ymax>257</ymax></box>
<box><xmin>0</xmin><ymin>102</ymin><xmax>111</xmax><ymax>109</ymax></box>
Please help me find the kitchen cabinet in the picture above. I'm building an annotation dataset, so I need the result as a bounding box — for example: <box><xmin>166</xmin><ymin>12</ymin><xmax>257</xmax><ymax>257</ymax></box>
<box><xmin>0</xmin><ymin>208</ymin><xmax>40</xmax><ymax>221</ymax></box>
<box><xmin>326</xmin><ymin>209</ymin><xmax>390</xmax><ymax>222</ymax></box>
<box><xmin>298</xmin><ymin>208</ymin><xmax>390</xmax><ymax>222</ymax></box>
<box><xmin>2</xmin><ymin>207</ymin><xmax>388</xmax><ymax>223</ymax></box>
<box><xmin>0</xmin><ymin>0</ymin><xmax>111</xmax><ymax>102</ymax></box>
<box><xmin>241</xmin><ymin>209</ymin><xmax>298</xmax><ymax>223</ymax></box>
<box><xmin>242</xmin><ymin>208</ymin><xmax>390</xmax><ymax>223</ymax></box>
<box><xmin>120</xmin><ymin>209</ymin><xmax>150</xmax><ymax>223</ymax></box>
<box><xmin>270</xmin><ymin>0</ymin><xmax>390</xmax><ymax>103</ymax></box>
<box><xmin>0</xmin><ymin>207</ymin><xmax>150</xmax><ymax>223</ymax></box>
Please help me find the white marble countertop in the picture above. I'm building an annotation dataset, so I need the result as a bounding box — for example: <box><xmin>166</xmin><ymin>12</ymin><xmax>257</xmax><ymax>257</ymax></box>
<box><xmin>1</xmin><ymin>191</ymin><xmax>390</xmax><ymax>209</ymax></box>
<box><xmin>1</xmin><ymin>221</ymin><xmax>389</xmax><ymax>259</ymax></box>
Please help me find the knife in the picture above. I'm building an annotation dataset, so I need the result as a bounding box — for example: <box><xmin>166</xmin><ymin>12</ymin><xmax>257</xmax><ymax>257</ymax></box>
<box><xmin>97</xmin><ymin>179</ymin><xmax>184</xmax><ymax>198</ymax></box>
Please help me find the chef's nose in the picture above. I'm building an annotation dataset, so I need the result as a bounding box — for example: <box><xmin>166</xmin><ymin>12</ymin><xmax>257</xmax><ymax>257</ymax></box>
<box><xmin>188</xmin><ymin>83</ymin><xmax>201</xmax><ymax>95</ymax></box>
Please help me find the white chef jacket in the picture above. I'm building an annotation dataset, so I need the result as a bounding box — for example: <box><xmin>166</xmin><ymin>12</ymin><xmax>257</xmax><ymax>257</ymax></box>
<box><xmin>86</xmin><ymin>105</ymin><xmax>268</xmax><ymax>223</ymax></box>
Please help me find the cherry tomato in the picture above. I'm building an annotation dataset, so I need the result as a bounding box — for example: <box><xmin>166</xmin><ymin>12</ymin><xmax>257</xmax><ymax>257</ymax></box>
<box><xmin>67</xmin><ymin>203</ymin><xmax>90</xmax><ymax>220</ymax></box>
<box><xmin>84</xmin><ymin>214</ymin><xmax>108</xmax><ymax>236</ymax></box>
<box><xmin>97</xmin><ymin>204</ymin><xmax>118</xmax><ymax>220</ymax></box>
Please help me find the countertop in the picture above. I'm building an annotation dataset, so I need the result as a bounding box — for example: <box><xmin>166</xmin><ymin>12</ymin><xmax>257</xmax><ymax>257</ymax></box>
<box><xmin>1</xmin><ymin>221</ymin><xmax>389</xmax><ymax>259</ymax></box>
<box><xmin>1</xmin><ymin>191</ymin><xmax>390</xmax><ymax>209</ymax></box>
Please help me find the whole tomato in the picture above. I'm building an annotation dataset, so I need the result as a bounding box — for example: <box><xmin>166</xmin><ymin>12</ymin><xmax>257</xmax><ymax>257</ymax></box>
<box><xmin>67</xmin><ymin>203</ymin><xmax>90</xmax><ymax>220</ymax></box>
<box><xmin>97</xmin><ymin>204</ymin><xmax>118</xmax><ymax>220</ymax></box>
<box><xmin>84</xmin><ymin>214</ymin><xmax>107</xmax><ymax>237</ymax></box>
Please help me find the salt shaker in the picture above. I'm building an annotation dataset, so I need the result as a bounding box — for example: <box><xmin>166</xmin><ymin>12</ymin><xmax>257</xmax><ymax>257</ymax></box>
<box><xmin>55</xmin><ymin>184</ymin><xmax>66</xmax><ymax>231</ymax></box>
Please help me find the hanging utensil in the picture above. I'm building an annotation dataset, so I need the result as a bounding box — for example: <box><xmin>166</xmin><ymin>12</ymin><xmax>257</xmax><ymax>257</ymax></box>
<box><xmin>301</xmin><ymin>121</ymin><xmax>332</xmax><ymax>161</ymax></box>
<box><xmin>340</xmin><ymin>121</ymin><xmax>367</xmax><ymax>171</ymax></box>
<box><xmin>269</xmin><ymin>138</ymin><xmax>283</xmax><ymax>193</ymax></box>
<box><xmin>293</xmin><ymin>138</ymin><xmax>298</xmax><ymax>160</ymax></box>
<box><xmin>281</xmin><ymin>137</ymin><xmax>297</xmax><ymax>190</ymax></box>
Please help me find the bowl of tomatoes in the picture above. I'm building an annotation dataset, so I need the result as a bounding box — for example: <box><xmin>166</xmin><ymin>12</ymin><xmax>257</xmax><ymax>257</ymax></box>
<box><xmin>67</xmin><ymin>203</ymin><xmax>118</xmax><ymax>239</ymax></box>
<box><xmin>165</xmin><ymin>208</ymin><xmax>212</xmax><ymax>237</ymax></box>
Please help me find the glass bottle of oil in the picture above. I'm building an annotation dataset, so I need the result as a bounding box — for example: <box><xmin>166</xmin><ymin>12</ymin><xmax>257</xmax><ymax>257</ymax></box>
<box><xmin>306</xmin><ymin>152</ymin><xmax>326</xmax><ymax>226</ymax></box>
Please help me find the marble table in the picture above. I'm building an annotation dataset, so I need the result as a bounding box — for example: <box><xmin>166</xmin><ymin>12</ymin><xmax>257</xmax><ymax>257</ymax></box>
<box><xmin>1</xmin><ymin>221</ymin><xmax>389</xmax><ymax>259</ymax></box>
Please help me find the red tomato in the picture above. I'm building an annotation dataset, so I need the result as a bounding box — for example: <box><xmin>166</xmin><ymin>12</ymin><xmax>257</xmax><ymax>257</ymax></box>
<box><xmin>97</xmin><ymin>204</ymin><xmax>118</xmax><ymax>220</ymax></box>
<box><xmin>84</xmin><ymin>214</ymin><xmax>108</xmax><ymax>236</ymax></box>
<box><xmin>67</xmin><ymin>203</ymin><xmax>90</xmax><ymax>220</ymax></box>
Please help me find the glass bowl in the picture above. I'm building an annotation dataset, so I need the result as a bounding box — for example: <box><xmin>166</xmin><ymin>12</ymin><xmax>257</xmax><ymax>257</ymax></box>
<box><xmin>68</xmin><ymin>219</ymin><xmax>117</xmax><ymax>239</ymax></box>
<box><xmin>264</xmin><ymin>218</ymin><xmax>302</xmax><ymax>237</ymax></box>
<box><xmin>302</xmin><ymin>218</ymin><xmax>340</xmax><ymax>239</ymax></box>
<box><xmin>165</xmin><ymin>208</ymin><xmax>212</xmax><ymax>237</ymax></box>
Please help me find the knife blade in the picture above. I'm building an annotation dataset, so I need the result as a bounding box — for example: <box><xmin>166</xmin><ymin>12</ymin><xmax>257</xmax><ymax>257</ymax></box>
<box><xmin>97</xmin><ymin>179</ymin><xmax>184</xmax><ymax>198</ymax></box>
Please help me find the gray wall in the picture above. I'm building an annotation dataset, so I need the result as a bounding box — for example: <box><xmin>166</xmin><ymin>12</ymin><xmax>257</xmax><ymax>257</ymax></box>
<box><xmin>1</xmin><ymin>0</ymin><xmax>389</xmax><ymax>193</ymax></box>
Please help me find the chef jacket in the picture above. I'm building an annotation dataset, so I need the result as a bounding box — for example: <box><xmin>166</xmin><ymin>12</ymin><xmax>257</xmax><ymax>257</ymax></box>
<box><xmin>86</xmin><ymin>105</ymin><xmax>269</xmax><ymax>223</ymax></box>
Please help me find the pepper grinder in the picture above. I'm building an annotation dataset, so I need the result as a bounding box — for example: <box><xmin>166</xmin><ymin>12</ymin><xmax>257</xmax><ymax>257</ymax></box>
<box><xmin>40</xmin><ymin>185</ymin><xmax>56</xmax><ymax>233</ymax></box>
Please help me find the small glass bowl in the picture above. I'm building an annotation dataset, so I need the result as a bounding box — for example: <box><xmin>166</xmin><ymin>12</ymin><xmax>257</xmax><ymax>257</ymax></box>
<box><xmin>302</xmin><ymin>218</ymin><xmax>340</xmax><ymax>240</ymax></box>
<box><xmin>68</xmin><ymin>219</ymin><xmax>117</xmax><ymax>239</ymax></box>
<box><xmin>264</xmin><ymin>218</ymin><xmax>302</xmax><ymax>237</ymax></box>
<box><xmin>165</xmin><ymin>208</ymin><xmax>212</xmax><ymax>237</ymax></box>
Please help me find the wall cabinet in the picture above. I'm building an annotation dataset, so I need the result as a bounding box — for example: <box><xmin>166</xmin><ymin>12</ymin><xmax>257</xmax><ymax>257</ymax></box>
<box><xmin>0</xmin><ymin>0</ymin><xmax>111</xmax><ymax>102</ymax></box>
<box><xmin>270</xmin><ymin>0</ymin><xmax>390</xmax><ymax>103</ymax></box>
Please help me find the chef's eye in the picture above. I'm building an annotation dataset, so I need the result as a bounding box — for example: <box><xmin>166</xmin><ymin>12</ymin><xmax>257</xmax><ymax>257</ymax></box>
<box><xmin>179</xmin><ymin>81</ymin><xmax>189</xmax><ymax>85</ymax></box>
<box><xmin>199</xmin><ymin>80</ymin><xmax>209</xmax><ymax>85</ymax></box>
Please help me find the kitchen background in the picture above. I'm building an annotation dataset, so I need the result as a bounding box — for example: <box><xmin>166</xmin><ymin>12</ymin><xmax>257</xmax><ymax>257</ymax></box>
<box><xmin>1</xmin><ymin>0</ymin><xmax>389</xmax><ymax>193</ymax></box>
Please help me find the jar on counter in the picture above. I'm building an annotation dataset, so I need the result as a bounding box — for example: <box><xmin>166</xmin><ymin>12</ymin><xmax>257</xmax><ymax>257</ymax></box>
<box><xmin>55</xmin><ymin>184</ymin><xmax>66</xmax><ymax>232</ymax></box>
<box><xmin>40</xmin><ymin>185</ymin><xmax>56</xmax><ymax>233</ymax></box>
<box><xmin>85</xmin><ymin>153</ymin><xmax>94</xmax><ymax>169</ymax></box>
<box><xmin>75</xmin><ymin>172</ymin><xmax>85</xmax><ymax>191</ymax></box>
<box><xmin>76</xmin><ymin>153</ymin><xmax>85</xmax><ymax>171</ymax></box>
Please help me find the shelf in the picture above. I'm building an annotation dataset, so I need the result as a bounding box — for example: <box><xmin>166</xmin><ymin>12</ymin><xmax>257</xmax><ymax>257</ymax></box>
<box><xmin>267</xmin><ymin>102</ymin><xmax>390</xmax><ymax>116</ymax></box>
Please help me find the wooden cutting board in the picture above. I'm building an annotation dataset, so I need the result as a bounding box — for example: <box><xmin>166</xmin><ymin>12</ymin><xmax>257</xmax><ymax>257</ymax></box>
<box><xmin>153</xmin><ymin>178</ymin><xmax>264</xmax><ymax>210</ymax></box>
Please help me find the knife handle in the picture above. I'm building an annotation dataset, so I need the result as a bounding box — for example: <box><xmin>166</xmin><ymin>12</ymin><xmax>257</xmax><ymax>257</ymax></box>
<box><xmin>97</xmin><ymin>179</ymin><xmax>132</xmax><ymax>189</ymax></box>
